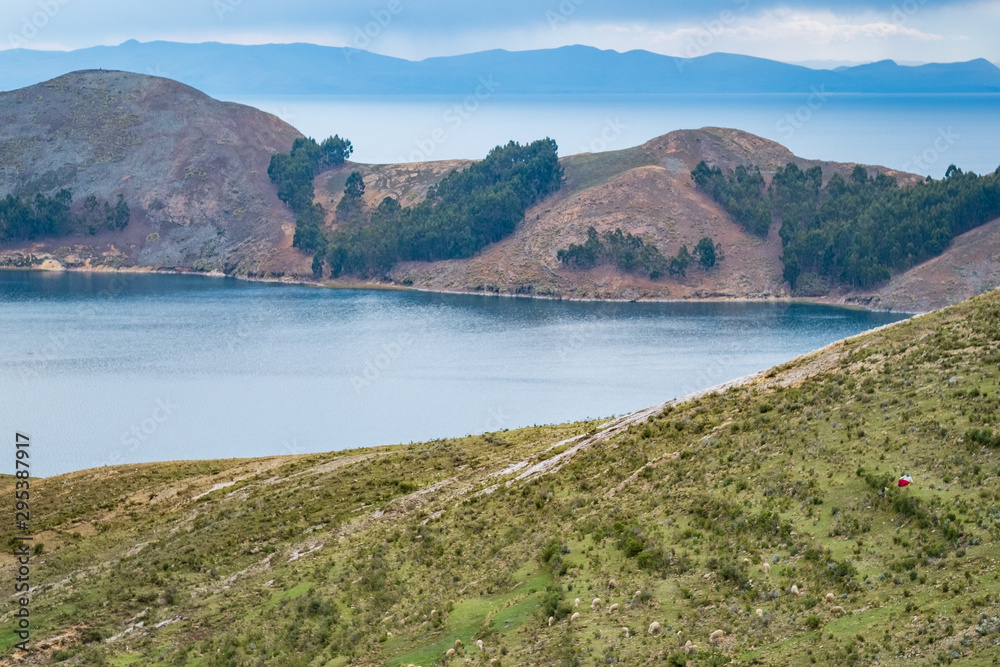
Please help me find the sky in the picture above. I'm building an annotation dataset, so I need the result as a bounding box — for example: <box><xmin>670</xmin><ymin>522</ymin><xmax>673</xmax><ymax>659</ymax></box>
<box><xmin>1</xmin><ymin>0</ymin><xmax>998</xmax><ymax>65</ymax></box>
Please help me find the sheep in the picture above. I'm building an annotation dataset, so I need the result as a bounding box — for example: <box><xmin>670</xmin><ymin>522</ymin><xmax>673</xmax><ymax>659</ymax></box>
<box><xmin>608</xmin><ymin>578</ymin><xmax>617</xmax><ymax>589</ymax></box>
<box><xmin>761</xmin><ymin>562</ymin><xmax>771</xmax><ymax>576</ymax></box>
<box><xmin>608</xmin><ymin>603</ymin><xmax>619</xmax><ymax>613</ymax></box>
<box><xmin>709</xmin><ymin>629</ymin><xmax>725</xmax><ymax>645</ymax></box>
<box><xmin>648</xmin><ymin>621</ymin><xmax>662</xmax><ymax>635</ymax></box>
<box><xmin>756</xmin><ymin>608</ymin><xmax>764</xmax><ymax>618</ymax></box>
<box><xmin>591</xmin><ymin>597</ymin><xmax>601</xmax><ymax>610</ymax></box>
<box><xmin>702</xmin><ymin>572</ymin><xmax>713</xmax><ymax>580</ymax></box>
<box><xmin>633</xmin><ymin>589</ymin><xmax>642</xmax><ymax>599</ymax></box>
<box><xmin>621</xmin><ymin>626</ymin><xmax>630</xmax><ymax>638</ymax></box>
<box><xmin>683</xmin><ymin>640</ymin><xmax>697</xmax><ymax>654</ymax></box>
<box><xmin>476</xmin><ymin>639</ymin><xmax>484</xmax><ymax>651</ymax></box>
<box><xmin>790</xmin><ymin>584</ymin><xmax>800</xmax><ymax>597</ymax></box>
<box><xmin>825</xmin><ymin>593</ymin><xmax>835</xmax><ymax>603</ymax></box>
<box><xmin>574</xmin><ymin>597</ymin><xmax>581</xmax><ymax>608</ymax></box>
<box><xmin>547</xmin><ymin>616</ymin><xmax>554</xmax><ymax>627</ymax></box>
<box><xmin>570</xmin><ymin>612</ymin><xmax>580</xmax><ymax>623</ymax></box>
<box><xmin>831</xmin><ymin>605</ymin><xmax>846</xmax><ymax>617</ymax></box>
<box><xmin>445</xmin><ymin>648</ymin><xmax>455</xmax><ymax>659</ymax></box>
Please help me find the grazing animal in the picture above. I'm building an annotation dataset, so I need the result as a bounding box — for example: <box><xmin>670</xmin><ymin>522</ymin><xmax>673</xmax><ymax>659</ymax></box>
<box><xmin>454</xmin><ymin>639</ymin><xmax>462</xmax><ymax>649</ymax></box>
<box><xmin>761</xmin><ymin>562</ymin><xmax>771</xmax><ymax>576</ymax></box>
<box><xmin>445</xmin><ymin>648</ymin><xmax>455</xmax><ymax>659</ymax></box>
<box><xmin>591</xmin><ymin>597</ymin><xmax>601</xmax><ymax>610</ymax></box>
<box><xmin>831</xmin><ymin>605</ymin><xmax>846</xmax><ymax>617</ymax></box>
<box><xmin>570</xmin><ymin>612</ymin><xmax>580</xmax><ymax>623</ymax></box>
<box><xmin>756</xmin><ymin>608</ymin><xmax>764</xmax><ymax>618</ymax></box>
<box><xmin>547</xmin><ymin>616</ymin><xmax>554</xmax><ymax>627</ymax></box>
<box><xmin>476</xmin><ymin>639</ymin><xmax>484</xmax><ymax>651</ymax></box>
<box><xmin>648</xmin><ymin>621</ymin><xmax>662</xmax><ymax>635</ymax></box>
<box><xmin>710</xmin><ymin>629</ymin><xmax>725</xmax><ymax>645</ymax></box>
<box><xmin>621</xmin><ymin>626</ymin><xmax>629</xmax><ymax>638</ymax></box>
<box><xmin>825</xmin><ymin>593</ymin><xmax>835</xmax><ymax>603</ymax></box>
<box><xmin>608</xmin><ymin>578</ymin><xmax>617</xmax><ymax>589</ymax></box>
<box><xmin>574</xmin><ymin>597</ymin><xmax>580</xmax><ymax>608</ymax></box>
<box><xmin>790</xmin><ymin>584</ymin><xmax>800</xmax><ymax>596</ymax></box>
<box><xmin>684</xmin><ymin>640</ymin><xmax>696</xmax><ymax>654</ymax></box>
<box><xmin>608</xmin><ymin>603</ymin><xmax>619</xmax><ymax>613</ymax></box>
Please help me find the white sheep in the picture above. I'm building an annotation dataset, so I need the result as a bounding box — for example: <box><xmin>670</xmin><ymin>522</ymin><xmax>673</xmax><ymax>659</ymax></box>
<box><xmin>756</xmin><ymin>608</ymin><xmax>764</xmax><ymax>618</ymax></box>
<box><xmin>621</xmin><ymin>626</ymin><xmax>629</xmax><ymax>638</ymax></box>
<box><xmin>761</xmin><ymin>562</ymin><xmax>771</xmax><ymax>576</ymax></box>
<box><xmin>591</xmin><ymin>597</ymin><xmax>601</xmax><ymax>610</ymax></box>
<box><xmin>831</xmin><ymin>605</ymin><xmax>846</xmax><ymax>617</ymax></box>
<box><xmin>608</xmin><ymin>603</ymin><xmax>619</xmax><ymax>613</ymax></box>
<box><xmin>790</xmin><ymin>584</ymin><xmax>799</xmax><ymax>596</ymax></box>
<box><xmin>633</xmin><ymin>589</ymin><xmax>642</xmax><ymax>599</ymax></box>
<box><xmin>648</xmin><ymin>621</ymin><xmax>662</xmax><ymax>635</ymax></box>
<box><xmin>547</xmin><ymin>616</ymin><xmax>554</xmax><ymax>627</ymax></box>
<box><xmin>445</xmin><ymin>648</ymin><xmax>455</xmax><ymax>659</ymax></box>
<box><xmin>608</xmin><ymin>578</ymin><xmax>617</xmax><ymax>589</ymax></box>
<box><xmin>684</xmin><ymin>640</ymin><xmax>696</xmax><ymax>654</ymax></box>
<box><xmin>570</xmin><ymin>612</ymin><xmax>580</xmax><ymax>623</ymax></box>
<box><xmin>574</xmin><ymin>597</ymin><xmax>580</xmax><ymax>608</ymax></box>
<box><xmin>476</xmin><ymin>639</ymin><xmax>484</xmax><ymax>651</ymax></box>
<box><xmin>709</xmin><ymin>629</ymin><xmax>725</xmax><ymax>645</ymax></box>
<box><xmin>825</xmin><ymin>593</ymin><xmax>835</xmax><ymax>603</ymax></box>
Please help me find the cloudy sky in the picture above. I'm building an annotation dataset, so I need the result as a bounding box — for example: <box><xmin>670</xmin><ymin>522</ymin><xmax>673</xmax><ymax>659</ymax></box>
<box><xmin>2</xmin><ymin>0</ymin><xmax>998</xmax><ymax>64</ymax></box>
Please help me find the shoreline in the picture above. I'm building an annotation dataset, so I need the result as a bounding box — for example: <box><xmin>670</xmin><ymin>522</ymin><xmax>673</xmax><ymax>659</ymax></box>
<box><xmin>0</xmin><ymin>263</ymin><xmax>922</xmax><ymax>315</ymax></box>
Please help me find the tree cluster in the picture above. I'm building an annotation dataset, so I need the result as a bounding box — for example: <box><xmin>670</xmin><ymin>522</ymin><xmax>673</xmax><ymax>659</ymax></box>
<box><xmin>268</xmin><ymin>135</ymin><xmax>354</xmax><ymax>253</ymax></box>
<box><xmin>557</xmin><ymin>226</ymin><xmax>721</xmax><ymax>279</ymax></box>
<box><xmin>691</xmin><ymin>161</ymin><xmax>772</xmax><ymax>236</ymax></box>
<box><xmin>0</xmin><ymin>189</ymin><xmax>129</xmax><ymax>241</ymax></box>
<box><xmin>693</xmin><ymin>160</ymin><xmax>1000</xmax><ymax>290</ymax></box>
<box><xmin>312</xmin><ymin>138</ymin><xmax>563</xmax><ymax>278</ymax></box>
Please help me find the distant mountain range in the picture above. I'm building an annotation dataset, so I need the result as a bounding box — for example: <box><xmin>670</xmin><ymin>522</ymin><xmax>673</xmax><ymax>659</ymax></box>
<box><xmin>1</xmin><ymin>41</ymin><xmax>999</xmax><ymax>96</ymax></box>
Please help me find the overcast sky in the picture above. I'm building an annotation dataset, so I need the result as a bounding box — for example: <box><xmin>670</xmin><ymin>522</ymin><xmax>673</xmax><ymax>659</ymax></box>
<box><xmin>2</xmin><ymin>0</ymin><xmax>998</xmax><ymax>64</ymax></box>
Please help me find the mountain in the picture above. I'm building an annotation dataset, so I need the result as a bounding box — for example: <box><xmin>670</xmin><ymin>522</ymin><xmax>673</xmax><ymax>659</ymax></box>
<box><xmin>0</xmin><ymin>70</ymin><xmax>305</xmax><ymax>275</ymax></box>
<box><xmin>1</xmin><ymin>42</ymin><xmax>999</xmax><ymax>95</ymax></box>
<box><xmin>4</xmin><ymin>285</ymin><xmax>1000</xmax><ymax>665</ymax></box>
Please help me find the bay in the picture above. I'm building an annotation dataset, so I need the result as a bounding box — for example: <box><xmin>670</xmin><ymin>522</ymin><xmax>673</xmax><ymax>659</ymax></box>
<box><xmin>0</xmin><ymin>271</ymin><xmax>907</xmax><ymax>476</ymax></box>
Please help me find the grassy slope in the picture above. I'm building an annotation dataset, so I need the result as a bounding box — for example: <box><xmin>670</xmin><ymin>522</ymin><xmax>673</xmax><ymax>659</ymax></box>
<box><xmin>4</xmin><ymin>289</ymin><xmax>1000</xmax><ymax>666</ymax></box>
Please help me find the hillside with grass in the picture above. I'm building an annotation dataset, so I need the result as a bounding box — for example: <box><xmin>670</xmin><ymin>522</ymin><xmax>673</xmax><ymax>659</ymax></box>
<box><xmin>4</xmin><ymin>288</ymin><xmax>1000</xmax><ymax>666</ymax></box>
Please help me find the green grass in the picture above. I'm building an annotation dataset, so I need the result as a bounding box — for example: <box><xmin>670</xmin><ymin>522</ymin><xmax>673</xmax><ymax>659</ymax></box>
<box><xmin>4</xmin><ymin>290</ymin><xmax>1000</xmax><ymax>665</ymax></box>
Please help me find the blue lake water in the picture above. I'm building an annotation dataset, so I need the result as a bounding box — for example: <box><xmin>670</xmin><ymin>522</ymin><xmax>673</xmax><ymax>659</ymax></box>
<box><xmin>0</xmin><ymin>271</ymin><xmax>908</xmax><ymax>476</ymax></box>
<box><xmin>226</xmin><ymin>93</ymin><xmax>1000</xmax><ymax>178</ymax></box>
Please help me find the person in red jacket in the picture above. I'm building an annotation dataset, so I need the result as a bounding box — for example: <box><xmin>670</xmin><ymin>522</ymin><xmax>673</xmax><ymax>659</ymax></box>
<box><xmin>898</xmin><ymin>473</ymin><xmax>912</xmax><ymax>487</ymax></box>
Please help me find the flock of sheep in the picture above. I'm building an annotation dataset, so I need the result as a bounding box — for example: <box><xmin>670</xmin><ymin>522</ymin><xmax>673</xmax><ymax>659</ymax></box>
<box><xmin>404</xmin><ymin>562</ymin><xmax>849</xmax><ymax>664</ymax></box>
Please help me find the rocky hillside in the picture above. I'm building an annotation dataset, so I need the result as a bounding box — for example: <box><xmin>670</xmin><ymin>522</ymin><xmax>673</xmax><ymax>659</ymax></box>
<box><xmin>3</xmin><ymin>287</ymin><xmax>1000</xmax><ymax>665</ymax></box>
<box><xmin>2</xmin><ymin>72</ymin><xmax>996</xmax><ymax>310</ymax></box>
<box><xmin>0</xmin><ymin>70</ymin><xmax>306</xmax><ymax>276</ymax></box>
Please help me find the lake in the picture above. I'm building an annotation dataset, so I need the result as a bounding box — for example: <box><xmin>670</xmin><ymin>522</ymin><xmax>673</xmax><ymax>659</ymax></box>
<box><xmin>225</xmin><ymin>93</ymin><xmax>1000</xmax><ymax>179</ymax></box>
<box><xmin>0</xmin><ymin>271</ymin><xmax>908</xmax><ymax>477</ymax></box>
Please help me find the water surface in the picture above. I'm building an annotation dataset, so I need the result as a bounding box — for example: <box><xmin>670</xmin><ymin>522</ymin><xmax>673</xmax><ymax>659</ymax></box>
<box><xmin>0</xmin><ymin>271</ymin><xmax>908</xmax><ymax>476</ymax></box>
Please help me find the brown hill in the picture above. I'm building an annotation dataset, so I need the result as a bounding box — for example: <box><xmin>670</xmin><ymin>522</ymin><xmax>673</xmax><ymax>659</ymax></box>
<box><xmin>316</xmin><ymin>128</ymin><xmax>923</xmax><ymax>301</ymax></box>
<box><xmin>2</xmin><ymin>72</ymin><xmax>995</xmax><ymax>310</ymax></box>
<box><xmin>0</xmin><ymin>70</ymin><xmax>305</xmax><ymax>275</ymax></box>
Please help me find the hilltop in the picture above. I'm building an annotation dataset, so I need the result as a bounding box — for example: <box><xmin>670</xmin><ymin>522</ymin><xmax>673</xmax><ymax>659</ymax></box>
<box><xmin>0</xmin><ymin>70</ymin><xmax>306</xmax><ymax>276</ymax></box>
<box><xmin>3</xmin><ymin>285</ymin><xmax>1000</xmax><ymax>665</ymax></box>
<box><xmin>2</xmin><ymin>42</ymin><xmax>999</xmax><ymax>96</ymax></box>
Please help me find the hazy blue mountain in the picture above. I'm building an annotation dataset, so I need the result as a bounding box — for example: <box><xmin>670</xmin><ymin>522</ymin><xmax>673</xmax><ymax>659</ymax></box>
<box><xmin>1</xmin><ymin>41</ymin><xmax>999</xmax><ymax>95</ymax></box>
